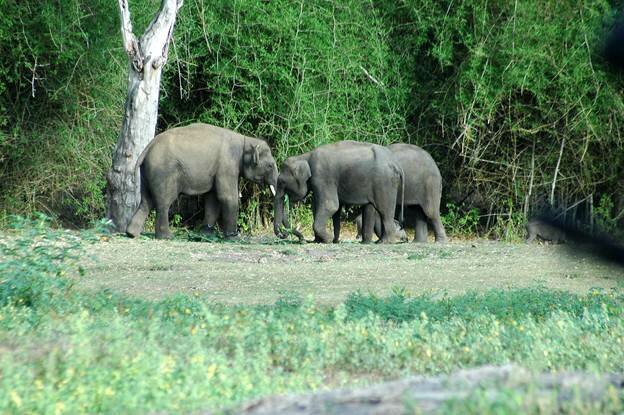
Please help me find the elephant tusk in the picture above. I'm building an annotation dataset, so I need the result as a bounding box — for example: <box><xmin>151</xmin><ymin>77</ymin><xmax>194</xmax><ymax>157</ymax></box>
<box><xmin>270</xmin><ymin>185</ymin><xmax>276</xmax><ymax>196</ymax></box>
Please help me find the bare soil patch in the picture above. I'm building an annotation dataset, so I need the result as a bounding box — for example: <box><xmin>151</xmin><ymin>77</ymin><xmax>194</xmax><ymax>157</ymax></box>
<box><xmin>78</xmin><ymin>235</ymin><xmax>622</xmax><ymax>304</ymax></box>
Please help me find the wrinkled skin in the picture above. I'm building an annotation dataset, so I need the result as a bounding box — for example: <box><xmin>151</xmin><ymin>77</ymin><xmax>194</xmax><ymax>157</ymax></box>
<box><xmin>526</xmin><ymin>219</ymin><xmax>567</xmax><ymax>243</ymax></box>
<box><xmin>354</xmin><ymin>213</ymin><xmax>407</xmax><ymax>242</ymax></box>
<box><xmin>126</xmin><ymin>123</ymin><xmax>278</xmax><ymax>239</ymax></box>
<box><xmin>361</xmin><ymin>143</ymin><xmax>447</xmax><ymax>243</ymax></box>
<box><xmin>274</xmin><ymin>141</ymin><xmax>404</xmax><ymax>244</ymax></box>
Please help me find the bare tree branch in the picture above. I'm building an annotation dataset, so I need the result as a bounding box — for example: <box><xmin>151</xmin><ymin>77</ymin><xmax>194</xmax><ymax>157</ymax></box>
<box><xmin>118</xmin><ymin>0</ymin><xmax>143</xmax><ymax>72</ymax></box>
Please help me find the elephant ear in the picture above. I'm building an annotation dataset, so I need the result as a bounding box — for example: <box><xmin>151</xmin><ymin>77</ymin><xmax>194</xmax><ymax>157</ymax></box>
<box><xmin>252</xmin><ymin>144</ymin><xmax>260</xmax><ymax>165</ymax></box>
<box><xmin>294</xmin><ymin>160</ymin><xmax>311</xmax><ymax>187</ymax></box>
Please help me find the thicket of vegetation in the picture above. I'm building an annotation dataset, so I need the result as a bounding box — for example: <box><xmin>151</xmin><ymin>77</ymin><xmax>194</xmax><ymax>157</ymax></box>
<box><xmin>1</xmin><ymin>0</ymin><xmax>623</xmax><ymax>233</ymax></box>
<box><xmin>0</xmin><ymin>217</ymin><xmax>623</xmax><ymax>413</ymax></box>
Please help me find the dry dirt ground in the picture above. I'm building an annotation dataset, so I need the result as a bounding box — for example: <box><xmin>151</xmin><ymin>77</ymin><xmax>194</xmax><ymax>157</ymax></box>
<box><xmin>78</xmin><ymin>233</ymin><xmax>623</xmax><ymax>304</ymax></box>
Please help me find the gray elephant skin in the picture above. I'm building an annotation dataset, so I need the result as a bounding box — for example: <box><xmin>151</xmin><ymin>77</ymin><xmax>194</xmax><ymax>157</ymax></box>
<box><xmin>525</xmin><ymin>219</ymin><xmax>567</xmax><ymax>243</ymax></box>
<box><xmin>273</xmin><ymin>141</ymin><xmax>405</xmax><ymax>244</ymax></box>
<box><xmin>354</xmin><ymin>214</ymin><xmax>407</xmax><ymax>241</ymax></box>
<box><xmin>360</xmin><ymin>143</ymin><xmax>447</xmax><ymax>242</ymax></box>
<box><xmin>126</xmin><ymin>123</ymin><xmax>278</xmax><ymax>239</ymax></box>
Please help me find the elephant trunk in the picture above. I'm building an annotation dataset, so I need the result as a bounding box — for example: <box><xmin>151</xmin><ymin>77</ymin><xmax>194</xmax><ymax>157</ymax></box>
<box><xmin>274</xmin><ymin>185</ymin><xmax>304</xmax><ymax>241</ymax></box>
<box><xmin>274</xmin><ymin>186</ymin><xmax>287</xmax><ymax>238</ymax></box>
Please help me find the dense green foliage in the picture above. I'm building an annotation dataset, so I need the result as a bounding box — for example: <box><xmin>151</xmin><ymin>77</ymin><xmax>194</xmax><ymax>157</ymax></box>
<box><xmin>1</xmin><ymin>219</ymin><xmax>624</xmax><ymax>413</ymax></box>
<box><xmin>1</xmin><ymin>1</ymin><xmax>623</xmax><ymax>232</ymax></box>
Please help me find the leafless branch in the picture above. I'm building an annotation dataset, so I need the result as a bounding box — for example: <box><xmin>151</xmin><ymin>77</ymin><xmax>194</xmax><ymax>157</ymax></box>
<box><xmin>118</xmin><ymin>0</ymin><xmax>143</xmax><ymax>72</ymax></box>
<box><xmin>550</xmin><ymin>137</ymin><xmax>565</xmax><ymax>206</ymax></box>
<box><xmin>360</xmin><ymin>65</ymin><xmax>384</xmax><ymax>87</ymax></box>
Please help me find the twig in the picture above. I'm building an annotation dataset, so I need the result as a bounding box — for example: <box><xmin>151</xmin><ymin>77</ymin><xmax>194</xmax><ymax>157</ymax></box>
<box><xmin>360</xmin><ymin>66</ymin><xmax>384</xmax><ymax>87</ymax></box>
<box><xmin>550</xmin><ymin>137</ymin><xmax>565</xmax><ymax>206</ymax></box>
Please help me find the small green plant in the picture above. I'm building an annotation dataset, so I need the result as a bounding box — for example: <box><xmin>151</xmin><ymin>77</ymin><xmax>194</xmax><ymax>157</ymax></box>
<box><xmin>595</xmin><ymin>194</ymin><xmax>617</xmax><ymax>233</ymax></box>
<box><xmin>0</xmin><ymin>214</ymin><xmax>86</xmax><ymax>308</ymax></box>
<box><xmin>441</xmin><ymin>203</ymin><xmax>480</xmax><ymax>237</ymax></box>
<box><xmin>407</xmin><ymin>252</ymin><xmax>427</xmax><ymax>261</ymax></box>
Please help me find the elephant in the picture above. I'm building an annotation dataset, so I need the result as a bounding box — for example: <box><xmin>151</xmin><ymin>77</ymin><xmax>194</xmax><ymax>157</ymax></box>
<box><xmin>360</xmin><ymin>143</ymin><xmax>447</xmax><ymax>243</ymax></box>
<box><xmin>526</xmin><ymin>219</ymin><xmax>567</xmax><ymax>243</ymax></box>
<box><xmin>354</xmin><ymin>213</ymin><xmax>407</xmax><ymax>241</ymax></box>
<box><xmin>273</xmin><ymin>140</ymin><xmax>405</xmax><ymax>244</ymax></box>
<box><xmin>126</xmin><ymin>123</ymin><xmax>278</xmax><ymax>239</ymax></box>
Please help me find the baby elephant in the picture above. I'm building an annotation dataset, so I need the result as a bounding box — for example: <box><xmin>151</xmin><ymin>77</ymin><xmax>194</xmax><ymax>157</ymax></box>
<box><xmin>525</xmin><ymin>219</ymin><xmax>567</xmax><ymax>243</ymax></box>
<box><xmin>355</xmin><ymin>213</ymin><xmax>407</xmax><ymax>242</ymax></box>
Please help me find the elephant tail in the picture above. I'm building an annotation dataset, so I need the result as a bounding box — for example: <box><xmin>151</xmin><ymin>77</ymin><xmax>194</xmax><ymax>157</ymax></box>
<box><xmin>393</xmin><ymin>163</ymin><xmax>405</xmax><ymax>226</ymax></box>
<box><xmin>139</xmin><ymin>164</ymin><xmax>153</xmax><ymax>206</ymax></box>
<box><xmin>134</xmin><ymin>136</ymin><xmax>160</xmax><ymax>172</ymax></box>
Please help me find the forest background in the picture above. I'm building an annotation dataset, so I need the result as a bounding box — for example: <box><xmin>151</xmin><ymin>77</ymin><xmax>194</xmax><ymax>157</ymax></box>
<box><xmin>1</xmin><ymin>0</ymin><xmax>623</xmax><ymax>237</ymax></box>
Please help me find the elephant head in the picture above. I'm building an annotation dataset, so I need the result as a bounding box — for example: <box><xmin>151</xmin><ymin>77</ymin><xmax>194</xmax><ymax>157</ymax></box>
<box><xmin>274</xmin><ymin>158</ymin><xmax>311</xmax><ymax>239</ymax></box>
<box><xmin>242</xmin><ymin>140</ymin><xmax>279</xmax><ymax>195</ymax></box>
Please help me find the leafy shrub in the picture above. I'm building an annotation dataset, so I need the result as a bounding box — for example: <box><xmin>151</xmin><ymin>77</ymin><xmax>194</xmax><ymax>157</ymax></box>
<box><xmin>0</xmin><ymin>214</ymin><xmax>93</xmax><ymax>308</ymax></box>
<box><xmin>344</xmin><ymin>287</ymin><xmax>622</xmax><ymax>324</ymax></box>
<box><xmin>441</xmin><ymin>203</ymin><xmax>480</xmax><ymax>237</ymax></box>
<box><xmin>3</xmin><ymin>1</ymin><xmax>623</xmax><ymax>231</ymax></box>
<box><xmin>595</xmin><ymin>194</ymin><xmax>618</xmax><ymax>233</ymax></box>
<box><xmin>0</xmin><ymin>284</ymin><xmax>623</xmax><ymax>413</ymax></box>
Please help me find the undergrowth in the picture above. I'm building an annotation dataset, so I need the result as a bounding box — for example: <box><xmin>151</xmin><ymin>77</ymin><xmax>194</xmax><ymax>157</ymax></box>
<box><xmin>1</xmin><ymin>217</ymin><xmax>623</xmax><ymax>413</ymax></box>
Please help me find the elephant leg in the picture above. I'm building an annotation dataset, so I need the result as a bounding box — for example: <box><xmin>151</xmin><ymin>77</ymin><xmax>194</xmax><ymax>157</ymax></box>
<box><xmin>355</xmin><ymin>214</ymin><xmax>363</xmax><ymax>239</ymax></box>
<box><xmin>422</xmin><ymin>187</ymin><xmax>447</xmax><ymax>242</ymax></box>
<box><xmin>126</xmin><ymin>197</ymin><xmax>152</xmax><ymax>238</ymax></box>
<box><xmin>201</xmin><ymin>191</ymin><xmax>220</xmax><ymax>236</ymax></box>
<box><xmin>430</xmin><ymin>214</ymin><xmax>448</xmax><ymax>242</ymax></box>
<box><xmin>312</xmin><ymin>194</ymin><xmax>339</xmax><ymax>243</ymax></box>
<box><xmin>332</xmin><ymin>207</ymin><xmax>341</xmax><ymax>243</ymax></box>
<box><xmin>377</xmin><ymin>202</ymin><xmax>401</xmax><ymax>244</ymax></box>
<box><xmin>218</xmin><ymin>195</ymin><xmax>239</xmax><ymax>239</ymax></box>
<box><xmin>154</xmin><ymin>196</ymin><xmax>176</xmax><ymax>240</ymax></box>
<box><xmin>413</xmin><ymin>207</ymin><xmax>429</xmax><ymax>243</ymax></box>
<box><xmin>361</xmin><ymin>204</ymin><xmax>376</xmax><ymax>244</ymax></box>
<box><xmin>151</xmin><ymin>175</ymin><xmax>179</xmax><ymax>239</ymax></box>
<box><xmin>373</xmin><ymin>211</ymin><xmax>383</xmax><ymax>240</ymax></box>
<box><xmin>216</xmin><ymin>177</ymin><xmax>240</xmax><ymax>239</ymax></box>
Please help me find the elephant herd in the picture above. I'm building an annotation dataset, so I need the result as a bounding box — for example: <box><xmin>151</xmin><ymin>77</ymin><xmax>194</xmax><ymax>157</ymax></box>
<box><xmin>126</xmin><ymin>123</ymin><xmax>447</xmax><ymax>243</ymax></box>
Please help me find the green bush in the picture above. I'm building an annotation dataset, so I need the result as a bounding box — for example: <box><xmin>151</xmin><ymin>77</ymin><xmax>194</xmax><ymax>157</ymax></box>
<box><xmin>441</xmin><ymin>202</ymin><xmax>480</xmax><ymax>237</ymax></box>
<box><xmin>1</xmin><ymin>286</ymin><xmax>623</xmax><ymax>413</ymax></box>
<box><xmin>344</xmin><ymin>287</ymin><xmax>622</xmax><ymax>324</ymax></box>
<box><xmin>0</xmin><ymin>214</ymin><xmax>85</xmax><ymax>308</ymax></box>
<box><xmin>2</xmin><ymin>0</ymin><xmax>624</xmax><ymax>231</ymax></box>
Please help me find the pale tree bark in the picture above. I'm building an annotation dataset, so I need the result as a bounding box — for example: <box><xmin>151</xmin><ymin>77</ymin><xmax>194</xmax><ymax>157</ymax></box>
<box><xmin>106</xmin><ymin>0</ymin><xmax>183</xmax><ymax>232</ymax></box>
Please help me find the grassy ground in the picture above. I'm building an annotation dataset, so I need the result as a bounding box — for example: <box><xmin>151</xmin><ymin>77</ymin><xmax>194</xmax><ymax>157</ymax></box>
<box><xmin>3</xmin><ymin>219</ymin><xmax>624</xmax><ymax>414</ymax></box>
<box><xmin>78</xmin><ymin>233</ymin><xmax>622</xmax><ymax>304</ymax></box>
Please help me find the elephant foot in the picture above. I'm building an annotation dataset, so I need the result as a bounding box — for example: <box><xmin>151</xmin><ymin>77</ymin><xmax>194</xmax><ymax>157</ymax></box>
<box><xmin>313</xmin><ymin>236</ymin><xmax>331</xmax><ymax>244</ymax></box>
<box><xmin>126</xmin><ymin>228</ymin><xmax>141</xmax><ymax>239</ymax></box>
<box><xmin>361</xmin><ymin>239</ymin><xmax>373</xmax><ymax>244</ymax></box>
<box><xmin>223</xmin><ymin>231</ymin><xmax>240</xmax><ymax>241</ymax></box>
<box><xmin>126</xmin><ymin>222</ymin><xmax>143</xmax><ymax>238</ymax></box>
<box><xmin>200</xmin><ymin>224</ymin><xmax>218</xmax><ymax>236</ymax></box>
<box><xmin>435</xmin><ymin>236</ymin><xmax>449</xmax><ymax>243</ymax></box>
<box><xmin>155</xmin><ymin>231</ymin><xmax>173</xmax><ymax>240</ymax></box>
<box><xmin>379</xmin><ymin>234</ymin><xmax>403</xmax><ymax>244</ymax></box>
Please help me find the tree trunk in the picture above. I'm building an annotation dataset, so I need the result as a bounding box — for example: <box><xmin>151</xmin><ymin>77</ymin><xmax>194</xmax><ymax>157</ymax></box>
<box><xmin>106</xmin><ymin>0</ymin><xmax>183</xmax><ymax>232</ymax></box>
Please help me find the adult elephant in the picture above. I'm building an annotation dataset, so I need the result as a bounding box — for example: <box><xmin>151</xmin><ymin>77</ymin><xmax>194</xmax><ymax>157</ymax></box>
<box><xmin>360</xmin><ymin>143</ymin><xmax>447</xmax><ymax>242</ymax></box>
<box><xmin>273</xmin><ymin>141</ymin><xmax>404</xmax><ymax>244</ymax></box>
<box><xmin>126</xmin><ymin>123</ymin><xmax>278</xmax><ymax>239</ymax></box>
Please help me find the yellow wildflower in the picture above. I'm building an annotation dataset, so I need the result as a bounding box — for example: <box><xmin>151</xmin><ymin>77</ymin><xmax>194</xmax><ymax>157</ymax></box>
<box><xmin>207</xmin><ymin>364</ymin><xmax>218</xmax><ymax>379</ymax></box>
<box><xmin>10</xmin><ymin>391</ymin><xmax>21</xmax><ymax>408</ymax></box>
